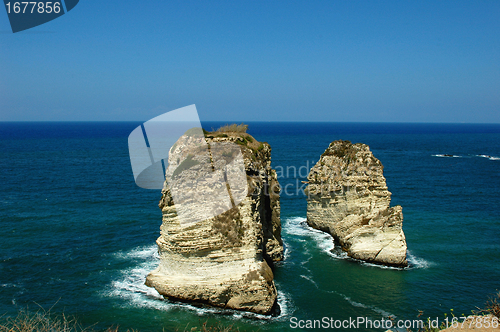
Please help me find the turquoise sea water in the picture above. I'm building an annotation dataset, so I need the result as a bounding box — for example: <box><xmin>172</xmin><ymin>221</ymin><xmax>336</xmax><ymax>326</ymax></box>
<box><xmin>1</xmin><ymin>122</ymin><xmax>499</xmax><ymax>331</ymax></box>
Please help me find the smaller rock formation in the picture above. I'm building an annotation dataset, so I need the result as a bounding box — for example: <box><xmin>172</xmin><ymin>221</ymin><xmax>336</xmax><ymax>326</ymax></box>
<box><xmin>306</xmin><ymin>140</ymin><xmax>407</xmax><ymax>267</ymax></box>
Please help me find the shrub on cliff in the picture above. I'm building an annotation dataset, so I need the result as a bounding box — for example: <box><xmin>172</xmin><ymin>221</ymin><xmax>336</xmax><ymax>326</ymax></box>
<box><xmin>0</xmin><ymin>307</ymin><xmax>89</xmax><ymax>332</ymax></box>
<box><xmin>475</xmin><ymin>291</ymin><xmax>500</xmax><ymax>319</ymax></box>
<box><xmin>213</xmin><ymin>123</ymin><xmax>248</xmax><ymax>133</ymax></box>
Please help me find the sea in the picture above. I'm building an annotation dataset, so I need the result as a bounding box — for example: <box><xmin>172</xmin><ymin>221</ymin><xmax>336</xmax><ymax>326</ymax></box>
<box><xmin>1</xmin><ymin>122</ymin><xmax>499</xmax><ymax>331</ymax></box>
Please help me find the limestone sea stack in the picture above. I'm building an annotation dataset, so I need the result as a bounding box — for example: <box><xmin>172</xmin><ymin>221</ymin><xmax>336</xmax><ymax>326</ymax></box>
<box><xmin>306</xmin><ymin>140</ymin><xmax>408</xmax><ymax>267</ymax></box>
<box><xmin>145</xmin><ymin>127</ymin><xmax>283</xmax><ymax>315</ymax></box>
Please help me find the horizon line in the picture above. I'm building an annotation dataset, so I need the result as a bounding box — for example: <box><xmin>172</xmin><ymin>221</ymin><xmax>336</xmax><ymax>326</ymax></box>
<box><xmin>1</xmin><ymin>120</ymin><xmax>500</xmax><ymax>125</ymax></box>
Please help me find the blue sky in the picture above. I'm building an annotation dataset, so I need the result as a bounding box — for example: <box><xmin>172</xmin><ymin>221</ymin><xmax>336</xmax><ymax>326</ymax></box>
<box><xmin>1</xmin><ymin>0</ymin><xmax>499</xmax><ymax>122</ymax></box>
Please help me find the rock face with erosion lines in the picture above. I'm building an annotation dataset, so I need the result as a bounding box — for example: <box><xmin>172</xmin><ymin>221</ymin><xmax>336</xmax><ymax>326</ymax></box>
<box><xmin>306</xmin><ymin>140</ymin><xmax>407</xmax><ymax>267</ymax></box>
<box><xmin>146</xmin><ymin>128</ymin><xmax>283</xmax><ymax>315</ymax></box>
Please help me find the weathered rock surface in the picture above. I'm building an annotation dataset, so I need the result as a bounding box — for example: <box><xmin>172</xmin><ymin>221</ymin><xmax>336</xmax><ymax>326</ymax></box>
<box><xmin>145</xmin><ymin>129</ymin><xmax>283</xmax><ymax>315</ymax></box>
<box><xmin>306</xmin><ymin>140</ymin><xmax>408</xmax><ymax>267</ymax></box>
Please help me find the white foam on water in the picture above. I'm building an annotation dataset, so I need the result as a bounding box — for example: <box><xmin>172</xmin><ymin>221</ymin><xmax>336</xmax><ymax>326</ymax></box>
<box><xmin>281</xmin><ymin>217</ymin><xmax>432</xmax><ymax>325</ymax></box>
<box><xmin>314</xmin><ymin>233</ymin><xmax>336</xmax><ymax>258</ymax></box>
<box><xmin>272</xmin><ymin>288</ymin><xmax>295</xmax><ymax>322</ymax></box>
<box><xmin>112</xmin><ymin>245</ymin><xmax>159</xmax><ymax>260</ymax></box>
<box><xmin>283</xmin><ymin>217</ymin><xmax>403</xmax><ymax>322</ymax></box>
<box><xmin>285</xmin><ymin>217</ymin><xmax>353</xmax><ymax>262</ymax></box>
<box><xmin>341</xmin><ymin>295</ymin><xmax>369</xmax><ymax>309</ymax></box>
<box><xmin>283</xmin><ymin>218</ymin><xmax>395</xmax><ymax>318</ymax></box>
<box><xmin>358</xmin><ymin>261</ymin><xmax>403</xmax><ymax>270</ymax></box>
<box><xmin>328</xmin><ymin>248</ymin><xmax>349</xmax><ymax>260</ymax></box>
<box><xmin>281</xmin><ymin>238</ymin><xmax>291</xmax><ymax>262</ymax></box>
<box><xmin>341</xmin><ymin>294</ymin><xmax>393</xmax><ymax>318</ymax></box>
<box><xmin>300</xmin><ymin>265</ymin><xmax>313</xmax><ymax>277</ymax></box>
<box><xmin>105</xmin><ymin>245</ymin><xmax>294</xmax><ymax>321</ymax></box>
<box><xmin>284</xmin><ymin>217</ymin><xmax>433</xmax><ymax>271</ymax></box>
<box><xmin>108</xmin><ymin>264</ymin><xmax>225</xmax><ymax>316</ymax></box>
<box><xmin>353</xmin><ymin>251</ymin><xmax>432</xmax><ymax>271</ymax></box>
<box><xmin>406</xmin><ymin>251</ymin><xmax>433</xmax><ymax>269</ymax></box>
<box><xmin>282</xmin><ymin>216</ymin><xmax>312</xmax><ymax>237</ymax></box>
<box><xmin>283</xmin><ymin>216</ymin><xmax>336</xmax><ymax>258</ymax></box>
<box><xmin>432</xmin><ymin>154</ymin><xmax>461</xmax><ymax>158</ymax></box>
<box><xmin>281</xmin><ymin>236</ymin><xmax>311</xmax><ymax>266</ymax></box>
<box><xmin>477</xmin><ymin>154</ymin><xmax>500</xmax><ymax>160</ymax></box>
<box><xmin>106</xmin><ymin>246</ymin><xmax>166</xmax><ymax>310</ymax></box>
<box><xmin>282</xmin><ymin>217</ymin><xmax>318</xmax><ymax>266</ymax></box>
<box><xmin>305</xmin><ymin>286</ymin><xmax>396</xmax><ymax>319</ymax></box>
<box><xmin>1</xmin><ymin>283</ymin><xmax>17</xmax><ymax>288</ymax></box>
<box><xmin>1</xmin><ymin>282</ymin><xmax>25</xmax><ymax>291</ymax></box>
<box><xmin>300</xmin><ymin>255</ymin><xmax>312</xmax><ymax>266</ymax></box>
<box><xmin>299</xmin><ymin>274</ymin><xmax>319</xmax><ymax>289</ymax></box>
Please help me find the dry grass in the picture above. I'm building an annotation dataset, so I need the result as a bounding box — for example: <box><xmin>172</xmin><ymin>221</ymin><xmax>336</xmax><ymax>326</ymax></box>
<box><xmin>0</xmin><ymin>305</ymin><xmax>141</xmax><ymax>332</ymax></box>
<box><xmin>203</xmin><ymin>124</ymin><xmax>265</xmax><ymax>155</ymax></box>
<box><xmin>177</xmin><ymin>320</ymin><xmax>246</xmax><ymax>332</ymax></box>
<box><xmin>0</xmin><ymin>306</ymin><xmax>253</xmax><ymax>332</ymax></box>
<box><xmin>0</xmin><ymin>306</ymin><xmax>89</xmax><ymax>332</ymax></box>
<box><xmin>475</xmin><ymin>291</ymin><xmax>500</xmax><ymax>319</ymax></box>
<box><xmin>213</xmin><ymin>124</ymin><xmax>248</xmax><ymax>133</ymax></box>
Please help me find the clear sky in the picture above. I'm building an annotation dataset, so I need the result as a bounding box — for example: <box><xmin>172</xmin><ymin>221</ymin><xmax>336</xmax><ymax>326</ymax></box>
<box><xmin>1</xmin><ymin>0</ymin><xmax>499</xmax><ymax>122</ymax></box>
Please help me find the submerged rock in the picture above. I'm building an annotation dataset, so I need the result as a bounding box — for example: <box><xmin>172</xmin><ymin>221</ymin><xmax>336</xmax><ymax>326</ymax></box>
<box><xmin>145</xmin><ymin>128</ymin><xmax>283</xmax><ymax>315</ymax></box>
<box><xmin>306</xmin><ymin>140</ymin><xmax>408</xmax><ymax>267</ymax></box>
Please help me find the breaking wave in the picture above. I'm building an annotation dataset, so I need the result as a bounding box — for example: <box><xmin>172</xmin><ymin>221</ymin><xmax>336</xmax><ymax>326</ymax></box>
<box><xmin>406</xmin><ymin>251</ymin><xmax>433</xmax><ymax>269</ymax></box>
<box><xmin>104</xmin><ymin>245</ymin><xmax>293</xmax><ymax>321</ymax></box>
<box><xmin>283</xmin><ymin>217</ymin><xmax>430</xmax><ymax>270</ymax></box>
<box><xmin>477</xmin><ymin>154</ymin><xmax>500</xmax><ymax>161</ymax></box>
<box><xmin>432</xmin><ymin>154</ymin><xmax>461</xmax><ymax>158</ymax></box>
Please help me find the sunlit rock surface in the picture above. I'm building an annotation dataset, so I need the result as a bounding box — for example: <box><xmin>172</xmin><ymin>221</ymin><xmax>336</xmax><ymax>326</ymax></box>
<box><xmin>146</xmin><ymin>129</ymin><xmax>283</xmax><ymax>314</ymax></box>
<box><xmin>306</xmin><ymin>140</ymin><xmax>407</xmax><ymax>267</ymax></box>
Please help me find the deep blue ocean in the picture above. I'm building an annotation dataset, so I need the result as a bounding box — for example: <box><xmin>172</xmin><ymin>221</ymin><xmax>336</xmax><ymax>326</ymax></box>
<box><xmin>1</xmin><ymin>122</ymin><xmax>499</xmax><ymax>331</ymax></box>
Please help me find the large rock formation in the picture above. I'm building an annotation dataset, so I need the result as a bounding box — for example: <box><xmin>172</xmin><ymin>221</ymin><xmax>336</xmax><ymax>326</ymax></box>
<box><xmin>306</xmin><ymin>140</ymin><xmax>407</xmax><ymax>267</ymax></box>
<box><xmin>146</xmin><ymin>128</ymin><xmax>283</xmax><ymax>315</ymax></box>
